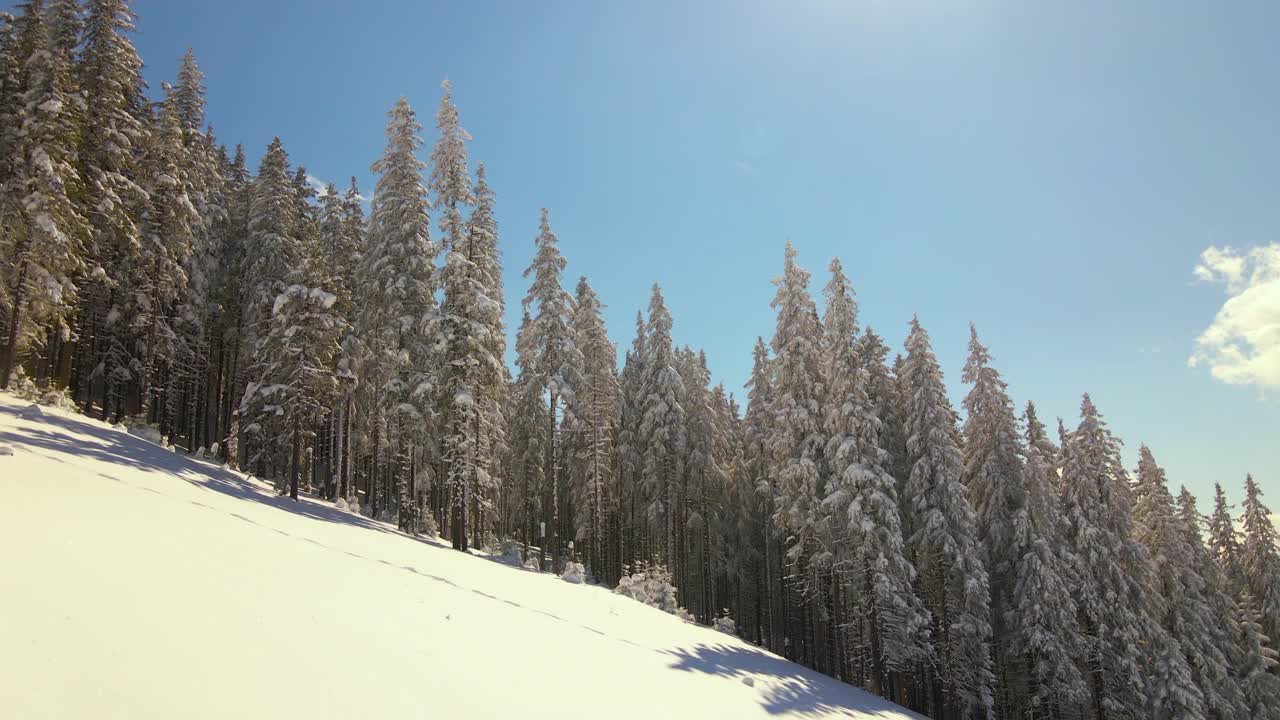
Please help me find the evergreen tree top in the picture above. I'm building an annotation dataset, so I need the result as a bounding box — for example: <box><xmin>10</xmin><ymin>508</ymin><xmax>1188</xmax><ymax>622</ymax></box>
<box><xmin>821</xmin><ymin>256</ymin><xmax>858</xmax><ymax>348</ymax></box>
<box><xmin>172</xmin><ymin>47</ymin><xmax>206</xmax><ymax>135</ymax></box>
<box><xmin>429</xmin><ymin>77</ymin><xmax>473</xmax><ymax>213</ymax></box>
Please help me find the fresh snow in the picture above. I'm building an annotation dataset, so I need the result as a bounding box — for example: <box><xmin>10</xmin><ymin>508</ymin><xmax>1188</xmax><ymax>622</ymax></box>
<box><xmin>0</xmin><ymin>394</ymin><xmax>920</xmax><ymax>720</ymax></box>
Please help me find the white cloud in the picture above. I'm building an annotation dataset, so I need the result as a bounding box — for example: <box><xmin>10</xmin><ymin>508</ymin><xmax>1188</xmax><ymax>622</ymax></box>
<box><xmin>1192</xmin><ymin>245</ymin><xmax>1247</xmax><ymax>289</ymax></box>
<box><xmin>306</xmin><ymin>174</ymin><xmax>367</xmax><ymax>204</ymax></box>
<box><xmin>1188</xmin><ymin>243</ymin><xmax>1280</xmax><ymax>389</ymax></box>
<box><xmin>305</xmin><ymin>174</ymin><xmax>330</xmax><ymax>198</ymax></box>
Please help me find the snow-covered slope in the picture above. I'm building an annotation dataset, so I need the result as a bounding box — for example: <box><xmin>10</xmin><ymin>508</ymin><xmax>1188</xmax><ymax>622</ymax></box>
<box><xmin>0</xmin><ymin>394</ymin><xmax>921</xmax><ymax>720</ymax></box>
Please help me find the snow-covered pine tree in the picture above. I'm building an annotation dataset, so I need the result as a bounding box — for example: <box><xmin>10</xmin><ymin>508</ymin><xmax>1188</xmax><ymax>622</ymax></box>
<box><xmin>211</xmin><ymin>144</ymin><xmax>251</xmax><ymax>461</ymax></box>
<box><xmin>678</xmin><ymin>346</ymin><xmax>722</xmax><ymax>624</ymax></box>
<box><xmin>959</xmin><ymin>324</ymin><xmax>1028</xmax><ymax>716</ymax></box>
<box><xmin>0</xmin><ymin>12</ymin><xmax>15</xmax><ymax>347</ymax></box>
<box><xmin>1208</xmin><ymin>482</ymin><xmax>1245</xmax><ymax>585</ymax></box>
<box><xmin>517</xmin><ymin>208</ymin><xmax>578</xmax><ymax>569</ymax></box>
<box><xmin>742</xmin><ymin>335</ymin><xmax>781</xmax><ymax>650</ymax></box>
<box><xmin>1175</xmin><ymin>486</ymin><xmax>1254</xmax><ymax>720</ymax></box>
<box><xmin>181</xmin><ymin>128</ymin><xmax>228</xmax><ymax>452</ymax></box>
<box><xmin>455</xmin><ymin>164</ymin><xmax>505</xmax><ymax>546</ymax></box>
<box><xmin>639</xmin><ymin>283</ymin><xmax>684</xmax><ymax>572</ymax></box>
<box><xmin>75</xmin><ymin>0</ymin><xmax>148</xmax><ymax>414</ymax></box>
<box><xmin>317</xmin><ymin>177</ymin><xmax>363</xmax><ymax>500</ymax></box>
<box><xmin>819</xmin><ymin>258</ymin><xmax>928</xmax><ymax>696</ymax></box>
<box><xmin>1240</xmin><ymin>473</ymin><xmax>1280</xmax><ymax>644</ymax></box>
<box><xmin>0</xmin><ymin>13</ymin><xmax>19</xmax><ymax>188</ymax></box>
<box><xmin>355</xmin><ymin>97</ymin><xmax>437</xmax><ymax>528</ymax></box>
<box><xmin>816</xmin><ymin>258</ymin><xmax>857</xmax><ymax>578</ymax></box>
<box><xmin>709</xmin><ymin>382</ymin><xmax>744</xmax><ymax>618</ymax></box>
<box><xmin>45</xmin><ymin>0</ymin><xmax>82</xmax><ymax>62</ymax></box>
<box><xmin>566</xmin><ymin>275</ymin><xmax>618</xmax><ymax>578</ymax></box>
<box><xmin>1059</xmin><ymin>394</ymin><xmax>1150</xmax><ymax>719</ymax></box>
<box><xmin>615</xmin><ymin>311</ymin><xmax>648</xmax><ymax>571</ymax></box>
<box><xmin>163</xmin><ymin>52</ymin><xmax>225</xmax><ymax>451</ymax></box>
<box><xmin>857</xmin><ymin>327</ymin><xmax>906</xmax><ymax>490</ymax></box>
<box><xmin>1233</xmin><ymin>591</ymin><xmax>1280</xmax><ymax>720</ymax></box>
<box><xmin>290</xmin><ymin>165</ymin><xmax>319</xmax><ymax>267</ymax></box>
<box><xmin>429</xmin><ymin>79</ymin><xmax>489</xmax><ymax>550</ymax></box>
<box><xmin>899</xmin><ymin>316</ymin><xmax>994</xmax><ymax>719</ymax></box>
<box><xmin>317</xmin><ymin>182</ymin><xmax>355</xmax><ymax>312</ymax></box>
<box><xmin>136</xmin><ymin>88</ymin><xmax>200</xmax><ymax>430</ymax></box>
<box><xmin>237</xmin><ymin>138</ymin><xmax>301</xmax><ymax>472</ymax></box>
<box><xmin>242</xmin><ymin>138</ymin><xmax>297</xmax><ymax>369</ymax></box>
<box><xmin>510</xmin><ymin>307</ymin><xmax>548</xmax><ymax>561</ymax></box>
<box><xmin>0</xmin><ymin>0</ymin><xmax>89</xmax><ymax>390</ymax></box>
<box><xmin>889</xmin><ymin>352</ymin><xmax>912</xmax><ymax>506</ymax></box>
<box><xmin>170</xmin><ymin>48</ymin><xmax>206</xmax><ymax>140</ymax></box>
<box><xmin>33</xmin><ymin>2</ymin><xmax>81</xmax><ymax>391</ymax></box>
<box><xmin>1131</xmin><ymin>446</ymin><xmax>1224</xmax><ymax>720</ymax></box>
<box><xmin>241</xmin><ymin>283</ymin><xmax>346</xmax><ymax>500</ymax></box>
<box><xmin>766</xmin><ymin>242</ymin><xmax>824</xmax><ymax>608</ymax></box>
<box><xmin>429</xmin><ymin>78</ymin><xmax>471</xmax><ymax>256</ymax></box>
<box><xmin>1004</xmin><ymin>402</ymin><xmax>1089</xmax><ymax>718</ymax></box>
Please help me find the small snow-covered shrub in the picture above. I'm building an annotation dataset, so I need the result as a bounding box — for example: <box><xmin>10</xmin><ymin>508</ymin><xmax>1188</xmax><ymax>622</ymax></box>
<box><xmin>7</xmin><ymin>370</ymin><xmax>74</xmax><ymax>409</ymax></box>
<box><xmin>615</xmin><ymin>561</ymin><xmax>693</xmax><ymax>621</ymax></box>
<box><xmin>418</xmin><ymin>513</ymin><xmax>438</xmax><ymax>538</ymax></box>
<box><xmin>561</xmin><ymin>562</ymin><xmax>586</xmax><ymax>584</ymax></box>
<box><xmin>39</xmin><ymin>388</ymin><xmax>74</xmax><ymax>409</ymax></box>
<box><xmin>335</xmin><ymin>498</ymin><xmax>349</xmax><ymax>511</ymax></box>
<box><xmin>8</xmin><ymin>371</ymin><xmax>37</xmax><ymax>399</ymax></box>
<box><xmin>495</xmin><ymin>540</ymin><xmax>523</xmax><ymax>566</ymax></box>
<box><xmin>495</xmin><ymin>540</ymin><xmax>541</xmax><ymax>570</ymax></box>
<box><xmin>126</xmin><ymin>424</ymin><xmax>163</xmax><ymax>445</ymax></box>
<box><xmin>713</xmin><ymin>610</ymin><xmax>737</xmax><ymax>636</ymax></box>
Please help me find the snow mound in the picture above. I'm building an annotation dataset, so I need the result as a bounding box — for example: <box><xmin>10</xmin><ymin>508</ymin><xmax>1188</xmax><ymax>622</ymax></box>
<box><xmin>0</xmin><ymin>445</ymin><xmax>13</xmax><ymax>456</ymax></box>
<box><xmin>714</xmin><ymin>613</ymin><xmax>737</xmax><ymax>636</ymax></box>
<box><xmin>127</xmin><ymin>424</ymin><xmax>163</xmax><ymax>445</ymax></box>
<box><xmin>560</xmin><ymin>561</ymin><xmax>586</xmax><ymax>584</ymax></box>
<box><xmin>18</xmin><ymin>403</ymin><xmax>44</xmax><ymax>420</ymax></box>
<box><xmin>615</xmin><ymin>562</ymin><xmax>694</xmax><ymax>622</ymax></box>
<box><xmin>0</xmin><ymin>392</ymin><xmax>922</xmax><ymax>720</ymax></box>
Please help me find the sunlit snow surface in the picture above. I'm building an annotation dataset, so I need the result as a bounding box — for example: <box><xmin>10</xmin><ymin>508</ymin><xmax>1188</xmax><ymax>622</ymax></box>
<box><xmin>0</xmin><ymin>394</ymin><xmax>921</xmax><ymax>720</ymax></box>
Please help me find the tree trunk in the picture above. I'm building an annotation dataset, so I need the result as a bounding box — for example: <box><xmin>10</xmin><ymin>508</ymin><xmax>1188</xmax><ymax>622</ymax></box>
<box><xmin>289</xmin><ymin>415</ymin><xmax>301</xmax><ymax>501</ymax></box>
<box><xmin>1</xmin><ymin>263</ymin><xmax>29</xmax><ymax>390</ymax></box>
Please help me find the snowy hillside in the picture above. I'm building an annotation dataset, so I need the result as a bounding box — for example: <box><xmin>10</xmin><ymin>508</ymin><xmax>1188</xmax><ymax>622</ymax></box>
<box><xmin>0</xmin><ymin>394</ymin><xmax>920</xmax><ymax>720</ymax></box>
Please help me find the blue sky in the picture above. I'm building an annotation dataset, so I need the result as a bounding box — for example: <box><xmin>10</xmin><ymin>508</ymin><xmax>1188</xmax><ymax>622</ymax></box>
<box><xmin>62</xmin><ymin>1</ymin><xmax>1280</xmax><ymax>507</ymax></box>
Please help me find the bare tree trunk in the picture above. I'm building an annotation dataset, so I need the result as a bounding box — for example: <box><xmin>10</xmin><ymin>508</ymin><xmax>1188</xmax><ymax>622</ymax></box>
<box><xmin>289</xmin><ymin>415</ymin><xmax>301</xmax><ymax>501</ymax></box>
<box><xmin>1</xmin><ymin>262</ymin><xmax>29</xmax><ymax>390</ymax></box>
